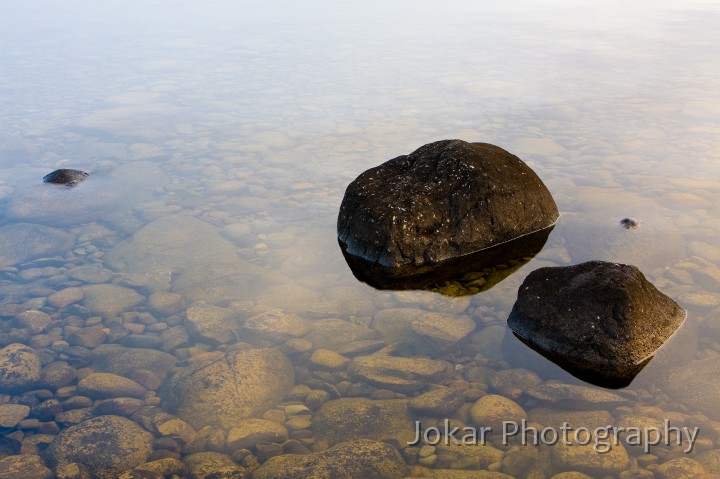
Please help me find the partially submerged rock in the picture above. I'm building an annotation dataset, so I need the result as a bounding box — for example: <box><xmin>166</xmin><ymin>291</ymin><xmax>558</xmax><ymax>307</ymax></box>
<box><xmin>43</xmin><ymin>168</ymin><xmax>88</xmax><ymax>187</ymax></box>
<box><xmin>337</xmin><ymin>139</ymin><xmax>558</xmax><ymax>289</ymax></box>
<box><xmin>508</xmin><ymin>260</ymin><xmax>686</xmax><ymax>388</ymax></box>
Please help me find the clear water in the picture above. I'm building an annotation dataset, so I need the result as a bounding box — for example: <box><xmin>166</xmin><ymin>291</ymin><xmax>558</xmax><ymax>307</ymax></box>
<box><xmin>2</xmin><ymin>0</ymin><xmax>720</xmax><ymax>477</ymax></box>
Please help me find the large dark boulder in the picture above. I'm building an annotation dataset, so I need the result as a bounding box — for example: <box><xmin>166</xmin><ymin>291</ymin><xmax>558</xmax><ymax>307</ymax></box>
<box><xmin>507</xmin><ymin>261</ymin><xmax>686</xmax><ymax>388</ymax></box>
<box><xmin>337</xmin><ymin>140</ymin><xmax>558</xmax><ymax>287</ymax></box>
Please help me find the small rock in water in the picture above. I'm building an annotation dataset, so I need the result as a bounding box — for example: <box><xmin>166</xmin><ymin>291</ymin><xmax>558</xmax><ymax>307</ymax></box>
<box><xmin>619</xmin><ymin>217</ymin><xmax>639</xmax><ymax>229</ymax></box>
<box><xmin>43</xmin><ymin>168</ymin><xmax>89</xmax><ymax>187</ymax></box>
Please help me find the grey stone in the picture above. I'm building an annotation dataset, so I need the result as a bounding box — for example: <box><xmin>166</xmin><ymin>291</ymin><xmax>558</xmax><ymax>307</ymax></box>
<box><xmin>81</xmin><ymin>284</ymin><xmax>144</xmax><ymax>316</ymax></box>
<box><xmin>0</xmin><ymin>223</ymin><xmax>74</xmax><ymax>267</ymax></box>
<box><xmin>104</xmin><ymin>214</ymin><xmax>239</xmax><ymax>292</ymax></box>
<box><xmin>76</xmin><ymin>372</ymin><xmax>147</xmax><ymax>399</ymax></box>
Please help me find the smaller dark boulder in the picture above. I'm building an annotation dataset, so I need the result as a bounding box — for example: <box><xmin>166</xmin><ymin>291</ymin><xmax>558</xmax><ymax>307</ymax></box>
<box><xmin>43</xmin><ymin>169</ymin><xmax>89</xmax><ymax>187</ymax></box>
<box><xmin>507</xmin><ymin>260</ymin><xmax>686</xmax><ymax>388</ymax></box>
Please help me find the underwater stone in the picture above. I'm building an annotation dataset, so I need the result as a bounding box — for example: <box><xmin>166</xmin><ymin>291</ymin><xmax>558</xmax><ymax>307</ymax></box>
<box><xmin>337</xmin><ymin>139</ymin><xmax>558</xmax><ymax>279</ymax></box>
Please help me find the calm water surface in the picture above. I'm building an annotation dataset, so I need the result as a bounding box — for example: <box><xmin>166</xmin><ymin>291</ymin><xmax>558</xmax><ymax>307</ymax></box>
<box><xmin>1</xmin><ymin>0</ymin><xmax>720</xmax><ymax>477</ymax></box>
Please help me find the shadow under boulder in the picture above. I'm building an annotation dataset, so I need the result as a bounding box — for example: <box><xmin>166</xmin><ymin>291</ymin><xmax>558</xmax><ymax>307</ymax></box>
<box><xmin>337</xmin><ymin>139</ymin><xmax>558</xmax><ymax>290</ymax></box>
<box><xmin>507</xmin><ymin>261</ymin><xmax>686</xmax><ymax>388</ymax></box>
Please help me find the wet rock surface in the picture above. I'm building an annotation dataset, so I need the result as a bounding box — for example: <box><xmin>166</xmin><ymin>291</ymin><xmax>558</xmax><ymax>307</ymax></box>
<box><xmin>508</xmin><ymin>260</ymin><xmax>686</xmax><ymax>387</ymax></box>
<box><xmin>43</xmin><ymin>168</ymin><xmax>89</xmax><ymax>186</ymax></box>
<box><xmin>337</xmin><ymin>139</ymin><xmax>558</xmax><ymax>278</ymax></box>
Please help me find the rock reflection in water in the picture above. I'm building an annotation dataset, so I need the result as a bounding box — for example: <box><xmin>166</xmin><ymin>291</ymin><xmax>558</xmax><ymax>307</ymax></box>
<box><xmin>339</xmin><ymin>225</ymin><xmax>554</xmax><ymax>293</ymax></box>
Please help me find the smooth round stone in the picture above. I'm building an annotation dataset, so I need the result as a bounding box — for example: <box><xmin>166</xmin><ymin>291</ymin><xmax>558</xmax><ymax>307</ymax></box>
<box><xmin>185</xmin><ymin>304</ymin><xmax>243</xmax><ymax>345</ymax></box>
<box><xmin>242</xmin><ymin>309</ymin><xmax>310</xmax><ymax>344</ymax></box>
<box><xmin>0</xmin><ymin>404</ymin><xmax>30</xmax><ymax>428</ymax></box>
<box><xmin>284</xmin><ymin>415</ymin><xmax>311</xmax><ymax>432</ymax></box>
<box><xmin>87</xmin><ymin>344</ymin><xmax>177</xmax><ymax>381</ymax></box>
<box><xmin>0</xmin><ymin>343</ymin><xmax>41</xmax><ymax>393</ymax></box>
<box><xmin>309</xmin><ymin>349</ymin><xmax>350</xmax><ymax>371</ymax></box>
<box><xmin>82</xmin><ymin>284</ymin><xmax>144</xmax><ymax>316</ymax></box>
<box><xmin>148</xmin><ymin>292</ymin><xmax>185</xmax><ymax>314</ymax></box>
<box><xmin>162</xmin><ymin>348</ymin><xmax>294</xmax><ymax>430</ymax></box>
<box><xmin>470</xmin><ymin>394</ymin><xmax>526</xmax><ymax>431</ymax></box>
<box><xmin>48</xmin><ymin>287</ymin><xmax>85</xmax><ymax>309</ymax></box>
<box><xmin>67</xmin><ymin>264</ymin><xmax>114</xmax><ymax>284</ymax></box>
<box><xmin>408</xmin><ymin>387</ymin><xmax>465</xmax><ymax>416</ymax></box>
<box><xmin>76</xmin><ymin>372</ymin><xmax>147</xmax><ymax>399</ymax></box>
<box><xmin>226</xmin><ymin>419</ymin><xmax>289</xmax><ymax>451</ymax></box>
<box><xmin>411</xmin><ymin>313</ymin><xmax>476</xmax><ymax>351</ymax></box>
<box><xmin>12</xmin><ymin>310</ymin><xmax>52</xmax><ymax>333</ymax></box>
<box><xmin>94</xmin><ymin>398</ymin><xmax>146</xmax><ymax>417</ymax></box>
<box><xmin>48</xmin><ymin>415</ymin><xmax>153</xmax><ymax>479</ymax></box>
<box><xmin>490</xmin><ymin>369</ymin><xmax>542</xmax><ymax>396</ymax></box>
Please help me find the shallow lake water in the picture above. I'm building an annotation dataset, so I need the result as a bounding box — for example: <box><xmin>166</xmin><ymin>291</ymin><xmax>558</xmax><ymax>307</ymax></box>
<box><xmin>1</xmin><ymin>0</ymin><xmax>720</xmax><ymax>478</ymax></box>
